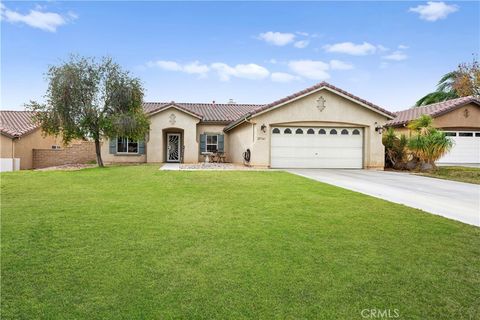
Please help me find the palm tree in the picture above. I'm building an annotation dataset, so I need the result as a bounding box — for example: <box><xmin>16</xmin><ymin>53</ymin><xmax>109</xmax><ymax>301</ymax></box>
<box><xmin>416</xmin><ymin>72</ymin><xmax>459</xmax><ymax>106</ymax></box>
<box><xmin>406</xmin><ymin>115</ymin><xmax>453</xmax><ymax>169</ymax></box>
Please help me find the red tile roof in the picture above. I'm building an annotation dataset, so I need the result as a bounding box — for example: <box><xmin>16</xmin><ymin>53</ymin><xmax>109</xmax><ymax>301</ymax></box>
<box><xmin>386</xmin><ymin>96</ymin><xmax>480</xmax><ymax>127</ymax></box>
<box><xmin>224</xmin><ymin>81</ymin><xmax>395</xmax><ymax>131</ymax></box>
<box><xmin>143</xmin><ymin>102</ymin><xmax>264</xmax><ymax>123</ymax></box>
<box><xmin>0</xmin><ymin>111</ymin><xmax>39</xmax><ymax>138</ymax></box>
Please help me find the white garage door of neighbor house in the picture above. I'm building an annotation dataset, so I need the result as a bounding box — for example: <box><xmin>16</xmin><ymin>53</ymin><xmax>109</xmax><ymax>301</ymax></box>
<box><xmin>270</xmin><ymin>127</ymin><xmax>363</xmax><ymax>168</ymax></box>
<box><xmin>437</xmin><ymin>131</ymin><xmax>480</xmax><ymax>164</ymax></box>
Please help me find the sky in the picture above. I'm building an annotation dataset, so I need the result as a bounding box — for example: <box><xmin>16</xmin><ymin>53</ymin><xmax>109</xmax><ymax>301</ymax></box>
<box><xmin>1</xmin><ymin>1</ymin><xmax>479</xmax><ymax>112</ymax></box>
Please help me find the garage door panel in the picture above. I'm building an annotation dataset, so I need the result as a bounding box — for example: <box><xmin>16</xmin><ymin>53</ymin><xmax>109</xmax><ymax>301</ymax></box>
<box><xmin>437</xmin><ymin>132</ymin><xmax>480</xmax><ymax>164</ymax></box>
<box><xmin>271</xmin><ymin>127</ymin><xmax>363</xmax><ymax>168</ymax></box>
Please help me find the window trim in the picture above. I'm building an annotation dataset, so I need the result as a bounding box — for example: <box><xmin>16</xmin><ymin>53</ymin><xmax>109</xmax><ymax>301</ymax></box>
<box><xmin>116</xmin><ymin>137</ymin><xmax>139</xmax><ymax>154</ymax></box>
<box><xmin>206</xmin><ymin>133</ymin><xmax>219</xmax><ymax>152</ymax></box>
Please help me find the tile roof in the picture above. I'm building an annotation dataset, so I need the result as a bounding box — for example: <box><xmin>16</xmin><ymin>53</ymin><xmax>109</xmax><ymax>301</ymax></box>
<box><xmin>143</xmin><ymin>102</ymin><xmax>264</xmax><ymax>123</ymax></box>
<box><xmin>386</xmin><ymin>96</ymin><xmax>480</xmax><ymax>127</ymax></box>
<box><xmin>224</xmin><ymin>81</ymin><xmax>395</xmax><ymax>131</ymax></box>
<box><xmin>0</xmin><ymin>111</ymin><xmax>39</xmax><ymax>138</ymax></box>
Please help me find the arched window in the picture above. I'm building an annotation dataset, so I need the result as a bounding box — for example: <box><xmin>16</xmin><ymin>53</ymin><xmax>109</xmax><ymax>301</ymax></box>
<box><xmin>352</xmin><ymin>129</ymin><xmax>360</xmax><ymax>135</ymax></box>
<box><xmin>319</xmin><ymin>129</ymin><xmax>326</xmax><ymax>135</ymax></box>
<box><xmin>307</xmin><ymin>129</ymin><xmax>315</xmax><ymax>134</ymax></box>
<box><xmin>284</xmin><ymin>128</ymin><xmax>292</xmax><ymax>134</ymax></box>
<box><xmin>272</xmin><ymin>128</ymin><xmax>280</xmax><ymax>134</ymax></box>
<box><xmin>330</xmin><ymin>129</ymin><xmax>337</xmax><ymax>135</ymax></box>
<box><xmin>295</xmin><ymin>128</ymin><xmax>303</xmax><ymax>134</ymax></box>
<box><xmin>341</xmin><ymin>129</ymin><xmax>349</xmax><ymax>135</ymax></box>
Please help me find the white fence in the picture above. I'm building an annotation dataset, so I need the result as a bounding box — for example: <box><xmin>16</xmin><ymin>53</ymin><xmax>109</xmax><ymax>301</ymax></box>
<box><xmin>0</xmin><ymin>158</ymin><xmax>20</xmax><ymax>172</ymax></box>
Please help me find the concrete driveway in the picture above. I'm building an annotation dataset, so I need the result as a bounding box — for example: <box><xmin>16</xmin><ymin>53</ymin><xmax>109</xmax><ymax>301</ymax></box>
<box><xmin>287</xmin><ymin>169</ymin><xmax>480</xmax><ymax>227</ymax></box>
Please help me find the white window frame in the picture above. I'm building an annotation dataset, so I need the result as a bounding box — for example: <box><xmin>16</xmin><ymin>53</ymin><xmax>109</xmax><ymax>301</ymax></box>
<box><xmin>116</xmin><ymin>137</ymin><xmax>139</xmax><ymax>154</ymax></box>
<box><xmin>206</xmin><ymin>134</ymin><xmax>219</xmax><ymax>152</ymax></box>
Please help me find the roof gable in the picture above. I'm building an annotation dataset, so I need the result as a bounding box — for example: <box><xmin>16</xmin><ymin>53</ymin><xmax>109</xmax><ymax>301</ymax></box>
<box><xmin>224</xmin><ymin>81</ymin><xmax>395</xmax><ymax>132</ymax></box>
<box><xmin>386</xmin><ymin>96</ymin><xmax>480</xmax><ymax>127</ymax></box>
<box><xmin>144</xmin><ymin>101</ymin><xmax>262</xmax><ymax>123</ymax></box>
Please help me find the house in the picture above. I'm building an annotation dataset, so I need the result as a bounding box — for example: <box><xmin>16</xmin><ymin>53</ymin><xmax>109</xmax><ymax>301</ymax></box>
<box><xmin>0</xmin><ymin>111</ymin><xmax>96</xmax><ymax>171</ymax></box>
<box><xmin>102</xmin><ymin>82</ymin><xmax>396</xmax><ymax>169</ymax></box>
<box><xmin>386</xmin><ymin>96</ymin><xmax>480</xmax><ymax>164</ymax></box>
<box><xmin>1</xmin><ymin>111</ymin><xmax>59</xmax><ymax>171</ymax></box>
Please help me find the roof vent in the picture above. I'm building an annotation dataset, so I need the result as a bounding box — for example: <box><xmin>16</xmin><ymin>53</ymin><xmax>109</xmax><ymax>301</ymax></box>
<box><xmin>228</xmin><ymin>99</ymin><xmax>236</xmax><ymax>104</ymax></box>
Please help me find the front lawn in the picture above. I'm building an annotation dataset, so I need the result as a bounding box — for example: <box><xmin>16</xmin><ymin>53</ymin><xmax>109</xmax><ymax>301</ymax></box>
<box><xmin>419</xmin><ymin>166</ymin><xmax>480</xmax><ymax>184</ymax></box>
<box><xmin>1</xmin><ymin>166</ymin><xmax>479</xmax><ymax>319</ymax></box>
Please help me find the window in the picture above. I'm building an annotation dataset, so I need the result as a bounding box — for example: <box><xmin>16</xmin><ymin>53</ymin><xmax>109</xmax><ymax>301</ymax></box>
<box><xmin>319</xmin><ymin>129</ymin><xmax>326</xmax><ymax>135</ymax></box>
<box><xmin>307</xmin><ymin>129</ymin><xmax>315</xmax><ymax>134</ymax></box>
<box><xmin>272</xmin><ymin>128</ymin><xmax>281</xmax><ymax>134</ymax></box>
<box><xmin>206</xmin><ymin>134</ymin><xmax>218</xmax><ymax>152</ymax></box>
<box><xmin>476</xmin><ymin>133</ymin><xmax>480</xmax><ymax>137</ymax></box>
<box><xmin>459</xmin><ymin>132</ymin><xmax>473</xmax><ymax>137</ymax></box>
<box><xmin>295</xmin><ymin>128</ymin><xmax>304</xmax><ymax>134</ymax></box>
<box><xmin>330</xmin><ymin>129</ymin><xmax>337</xmax><ymax>135</ymax></box>
<box><xmin>352</xmin><ymin>129</ymin><xmax>360</xmax><ymax>135</ymax></box>
<box><xmin>117</xmin><ymin>137</ymin><xmax>138</xmax><ymax>153</ymax></box>
<box><xmin>341</xmin><ymin>129</ymin><xmax>349</xmax><ymax>135</ymax></box>
<box><xmin>444</xmin><ymin>132</ymin><xmax>456</xmax><ymax>136</ymax></box>
<box><xmin>284</xmin><ymin>128</ymin><xmax>292</xmax><ymax>134</ymax></box>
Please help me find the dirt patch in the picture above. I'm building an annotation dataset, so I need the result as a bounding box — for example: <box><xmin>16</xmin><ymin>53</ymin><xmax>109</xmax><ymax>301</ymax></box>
<box><xmin>35</xmin><ymin>164</ymin><xmax>96</xmax><ymax>171</ymax></box>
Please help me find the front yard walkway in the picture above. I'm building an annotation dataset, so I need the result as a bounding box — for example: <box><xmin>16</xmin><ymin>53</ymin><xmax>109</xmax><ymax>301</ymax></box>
<box><xmin>287</xmin><ymin>169</ymin><xmax>480</xmax><ymax>226</ymax></box>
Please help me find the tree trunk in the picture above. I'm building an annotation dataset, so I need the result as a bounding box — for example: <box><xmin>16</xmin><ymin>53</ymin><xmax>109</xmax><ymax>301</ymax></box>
<box><xmin>94</xmin><ymin>138</ymin><xmax>104</xmax><ymax>167</ymax></box>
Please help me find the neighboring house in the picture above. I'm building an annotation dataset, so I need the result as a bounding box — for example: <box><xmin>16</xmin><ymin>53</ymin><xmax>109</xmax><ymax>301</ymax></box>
<box><xmin>1</xmin><ymin>111</ymin><xmax>60</xmax><ymax>171</ymax></box>
<box><xmin>386</xmin><ymin>96</ymin><xmax>480</xmax><ymax>164</ymax></box>
<box><xmin>102</xmin><ymin>82</ymin><xmax>396</xmax><ymax>169</ymax></box>
<box><xmin>0</xmin><ymin>111</ymin><xmax>96</xmax><ymax>171</ymax></box>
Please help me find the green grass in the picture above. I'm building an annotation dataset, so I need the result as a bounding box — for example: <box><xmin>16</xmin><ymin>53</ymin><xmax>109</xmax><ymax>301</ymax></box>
<box><xmin>420</xmin><ymin>166</ymin><xmax>480</xmax><ymax>184</ymax></box>
<box><xmin>1</xmin><ymin>165</ymin><xmax>479</xmax><ymax>319</ymax></box>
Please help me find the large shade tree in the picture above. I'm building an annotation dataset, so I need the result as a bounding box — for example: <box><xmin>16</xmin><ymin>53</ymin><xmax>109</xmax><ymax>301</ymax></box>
<box><xmin>28</xmin><ymin>56</ymin><xmax>150</xmax><ymax>167</ymax></box>
<box><xmin>416</xmin><ymin>57</ymin><xmax>480</xmax><ymax>106</ymax></box>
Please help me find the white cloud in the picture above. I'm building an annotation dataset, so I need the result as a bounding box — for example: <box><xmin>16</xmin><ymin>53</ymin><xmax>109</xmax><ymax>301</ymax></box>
<box><xmin>294</xmin><ymin>40</ymin><xmax>309</xmax><ymax>48</ymax></box>
<box><xmin>268</xmin><ymin>59</ymin><xmax>278</xmax><ymax>64</ymax></box>
<box><xmin>329</xmin><ymin>60</ymin><xmax>354</xmax><ymax>70</ymax></box>
<box><xmin>147</xmin><ymin>60</ymin><xmax>210</xmax><ymax>77</ymax></box>
<box><xmin>398</xmin><ymin>44</ymin><xmax>409</xmax><ymax>50</ymax></box>
<box><xmin>0</xmin><ymin>3</ymin><xmax>76</xmax><ymax>32</ymax></box>
<box><xmin>182</xmin><ymin>61</ymin><xmax>210</xmax><ymax>75</ymax></box>
<box><xmin>409</xmin><ymin>2</ymin><xmax>458</xmax><ymax>21</ymax></box>
<box><xmin>211</xmin><ymin>63</ymin><xmax>269</xmax><ymax>81</ymax></box>
<box><xmin>382</xmin><ymin>51</ymin><xmax>408</xmax><ymax>61</ymax></box>
<box><xmin>271</xmin><ymin>72</ymin><xmax>300</xmax><ymax>83</ymax></box>
<box><xmin>257</xmin><ymin>31</ymin><xmax>295</xmax><ymax>46</ymax></box>
<box><xmin>148</xmin><ymin>60</ymin><xmax>182</xmax><ymax>71</ymax></box>
<box><xmin>323</xmin><ymin>42</ymin><xmax>378</xmax><ymax>55</ymax></box>
<box><xmin>288</xmin><ymin>60</ymin><xmax>330</xmax><ymax>80</ymax></box>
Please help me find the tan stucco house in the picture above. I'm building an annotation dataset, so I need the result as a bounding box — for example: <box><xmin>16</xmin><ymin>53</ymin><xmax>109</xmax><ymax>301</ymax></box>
<box><xmin>0</xmin><ymin>111</ymin><xmax>96</xmax><ymax>171</ymax></box>
<box><xmin>102</xmin><ymin>82</ymin><xmax>396</xmax><ymax>169</ymax></box>
<box><xmin>386</xmin><ymin>96</ymin><xmax>480</xmax><ymax>164</ymax></box>
<box><xmin>0</xmin><ymin>111</ymin><xmax>61</xmax><ymax>171</ymax></box>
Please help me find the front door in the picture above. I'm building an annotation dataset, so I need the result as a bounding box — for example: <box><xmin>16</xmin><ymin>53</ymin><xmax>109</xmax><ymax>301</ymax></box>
<box><xmin>167</xmin><ymin>133</ymin><xmax>181</xmax><ymax>162</ymax></box>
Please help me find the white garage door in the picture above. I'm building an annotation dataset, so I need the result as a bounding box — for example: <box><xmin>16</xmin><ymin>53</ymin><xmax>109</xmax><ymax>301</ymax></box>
<box><xmin>437</xmin><ymin>131</ymin><xmax>480</xmax><ymax>164</ymax></box>
<box><xmin>271</xmin><ymin>127</ymin><xmax>363</xmax><ymax>168</ymax></box>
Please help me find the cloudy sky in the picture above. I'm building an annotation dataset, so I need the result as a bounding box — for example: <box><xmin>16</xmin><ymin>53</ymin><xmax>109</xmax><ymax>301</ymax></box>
<box><xmin>1</xmin><ymin>1</ymin><xmax>479</xmax><ymax>111</ymax></box>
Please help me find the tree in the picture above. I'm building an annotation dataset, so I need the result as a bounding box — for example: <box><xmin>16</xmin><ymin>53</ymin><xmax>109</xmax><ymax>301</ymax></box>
<box><xmin>382</xmin><ymin>127</ymin><xmax>408</xmax><ymax>169</ymax></box>
<box><xmin>406</xmin><ymin>115</ymin><xmax>453</xmax><ymax>169</ymax></box>
<box><xmin>416</xmin><ymin>56</ymin><xmax>480</xmax><ymax>106</ymax></box>
<box><xmin>28</xmin><ymin>56</ymin><xmax>150</xmax><ymax>167</ymax></box>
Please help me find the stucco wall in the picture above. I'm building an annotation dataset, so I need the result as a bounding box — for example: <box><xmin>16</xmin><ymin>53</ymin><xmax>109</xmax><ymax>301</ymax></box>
<box><xmin>1</xmin><ymin>134</ymin><xmax>13</xmax><ymax>158</ymax></box>
<box><xmin>4</xmin><ymin>129</ymin><xmax>62</xmax><ymax>169</ymax></box>
<box><xmin>227</xmin><ymin>88</ymin><xmax>390</xmax><ymax>169</ymax></box>
<box><xmin>433</xmin><ymin>103</ymin><xmax>480</xmax><ymax>129</ymax></box>
<box><xmin>197</xmin><ymin>123</ymin><xmax>229</xmax><ymax>162</ymax></box>
<box><xmin>147</xmin><ymin>108</ymin><xmax>200</xmax><ymax>163</ymax></box>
